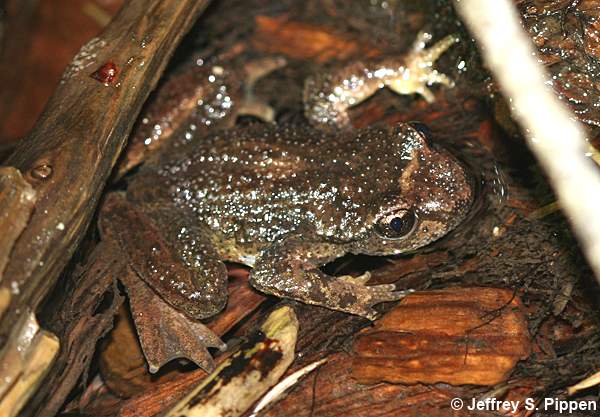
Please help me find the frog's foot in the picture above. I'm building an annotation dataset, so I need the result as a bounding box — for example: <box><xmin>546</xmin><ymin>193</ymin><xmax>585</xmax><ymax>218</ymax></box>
<box><xmin>328</xmin><ymin>276</ymin><xmax>412</xmax><ymax>320</ymax></box>
<box><xmin>122</xmin><ymin>265</ymin><xmax>225</xmax><ymax>373</ymax></box>
<box><xmin>386</xmin><ymin>33</ymin><xmax>459</xmax><ymax>103</ymax></box>
<box><xmin>250</xmin><ymin>236</ymin><xmax>411</xmax><ymax>320</ymax></box>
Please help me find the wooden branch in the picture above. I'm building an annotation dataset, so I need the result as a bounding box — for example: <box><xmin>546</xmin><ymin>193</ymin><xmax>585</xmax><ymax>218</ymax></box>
<box><xmin>0</xmin><ymin>311</ymin><xmax>60</xmax><ymax>417</ymax></box>
<box><xmin>0</xmin><ymin>0</ymin><xmax>211</xmax><ymax>339</ymax></box>
<box><xmin>454</xmin><ymin>0</ymin><xmax>600</xmax><ymax>283</ymax></box>
<box><xmin>0</xmin><ymin>167</ymin><xmax>36</xmax><ymax>277</ymax></box>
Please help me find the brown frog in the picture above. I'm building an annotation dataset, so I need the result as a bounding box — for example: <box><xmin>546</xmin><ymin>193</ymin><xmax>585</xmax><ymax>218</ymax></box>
<box><xmin>102</xmin><ymin>121</ymin><xmax>473</xmax><ymax>321</ymax></box>
<box><xmin>93</xmin><ymin>27</ymin><xmax>470</xmax><ymax>372</ymax></box>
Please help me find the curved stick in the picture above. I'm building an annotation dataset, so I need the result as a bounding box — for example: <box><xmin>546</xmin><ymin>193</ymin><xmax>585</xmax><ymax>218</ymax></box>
<box><xmin>455</xmin><ymin>0</ymin><xmax>600</xmax><ymax>283</ymax></box>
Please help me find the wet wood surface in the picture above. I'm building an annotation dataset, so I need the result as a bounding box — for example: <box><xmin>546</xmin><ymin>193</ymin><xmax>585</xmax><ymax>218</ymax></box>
<box><xmin>260</xmin><ymin>352</ymin><xmax>497</xmax><ymax>417</ymax></box>
<box><xmin>0</xmin><ymin>0</ymin><xmax>124</xmax><ymax>144</ymax></box>
<box><xmin>0</xmin><ymin>167</ymin><xmax>36</xmax><ymax>277</ymax></box>
<box><xmin>252</xmin><ymin>15</ymin><xmax>382</xmax><ymax>62</ymax></box>
<box><xmin>0</xmin><ymin>0</ymin><xmax>211</xmax><ymax>342</ymax></box>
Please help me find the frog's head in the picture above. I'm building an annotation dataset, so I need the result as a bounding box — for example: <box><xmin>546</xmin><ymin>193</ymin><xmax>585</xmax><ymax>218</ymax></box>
<box><xmin>354</xmin><ymin>122</ymin><xmax>473</xmax><ymax>255</ymax></box>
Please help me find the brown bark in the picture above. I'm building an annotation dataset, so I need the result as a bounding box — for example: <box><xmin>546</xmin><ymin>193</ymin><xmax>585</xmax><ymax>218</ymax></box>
<box><xmin>0</xmin><ymin>167</ymin><xmax>36</xmax><ymax>278</ymax></box>
<box><xmin>0</xmin><ymin>0</ymin><xmax>211</xmax><ymax>342</ymax></box>
<box><xmin>252</xmin><ymin>15</ymin><xmax>382</xmax><ymax>62</ymax></box>
<box><xmin>22</xmin><ymin>241</ymin><xmax>126</xmax><ymax>417</ymax></box>
<box><xmin>352</xmin><ymin>287</ymin><xmax>532</xmax><ymax>386</ymax></box>
<box><xmin>260</xmin><ymin>352</ymin><xmax>497</xmax><ymax>417</ymax></box>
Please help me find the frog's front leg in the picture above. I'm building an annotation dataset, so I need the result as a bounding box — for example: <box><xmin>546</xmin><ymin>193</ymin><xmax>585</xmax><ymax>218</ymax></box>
<box><xmin>249</xmin><ymin>236</ymin><xmax>409</xmax><ymax>319</ymax></box>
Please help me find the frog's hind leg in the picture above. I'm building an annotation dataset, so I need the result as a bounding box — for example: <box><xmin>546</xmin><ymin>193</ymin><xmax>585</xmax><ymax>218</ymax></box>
<box><xmin>100</xmin><ymin>193</ymin><xmax>228</xmax><ymax>320</ymax></box>
<box><xmin>250</xmin><ymin>236</ymin><xmax>410</xmax><ymax>320</ymax></box>
<box><xmin>386</xmin><ymin>33</ymin><xmax>459</xmax><ymax>103</ymax></box>
<box><xmin>121</xmin><ymin>264</ymin><xmax>225</xmax><ymax>373</ymax></box>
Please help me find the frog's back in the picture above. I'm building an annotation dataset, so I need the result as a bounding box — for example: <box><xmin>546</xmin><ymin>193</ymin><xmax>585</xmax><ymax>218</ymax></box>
<box><xmin>129</xmin><ymin>124</ymin><xmax>412</xmax><ymax>249</ymax></box>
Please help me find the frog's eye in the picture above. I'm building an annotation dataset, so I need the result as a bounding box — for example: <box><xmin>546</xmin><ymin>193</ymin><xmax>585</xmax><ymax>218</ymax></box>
<box><xmin>374</xmin><ymin>208</ymin><xmax>417</xmax><ymax>240</ymax></box>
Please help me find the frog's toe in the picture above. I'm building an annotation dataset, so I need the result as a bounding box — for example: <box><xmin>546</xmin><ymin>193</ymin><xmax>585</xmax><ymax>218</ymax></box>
<box><xmin>411</xmin><ymin>31</ymin><xmax>434</xmax><ymax>52</ymax></box>
<box><xmin>387</xmin><ymin>72</ymin><xmax>449</xmax><ymax>103</ymax></box>
<box><xmin>361</xmin><ymin>308</ymin><xmax>379</xmax><ymax>321</ymax></box>
<box><xmin>419</xmin><ymin>86</ymin><xmax>436</xmax><ymax>103</ymax></box>
<box><xmin>337</xmin><ymin>280</ymin><xmax>412</xmax><ymax>320</ymax></box>
<box><xmin>337</xmin><ymin>271</ymin><xmax>372</xmax><ymax>285</ymax></box>
<box><xmin>238</xmin><ymin>96</ymin><xmax>276</xmax><ymax>123</ymax></box>
<box><xmin>429</xmin><ymin>71</ymin><xmax>455</xmax><ymax>88</ymax></box>
<box><xmin>366</xmin><ymin>284</ymin><xmax>412</xmax><ymax>304</ymax></box>
<box><xmin>422</xmin><ymin>34</ymin><xmax>460</xmax><ymax>62</ymax></box>
<box><xmin>357</xmin><ymin>285</ymin><xmax>413</xmax><ymax>320</ymax></box>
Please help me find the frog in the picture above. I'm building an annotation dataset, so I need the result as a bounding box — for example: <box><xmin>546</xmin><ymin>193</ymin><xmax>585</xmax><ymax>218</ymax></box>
<box><xmin>304</xmin><ymin>32</ymin><xmax>459</xmax><ymax>130</ymax></box>
<box><xmin>101</xmin><ymin>121</ymin><xmax>473</xmax><ymax>321</ymax></box>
